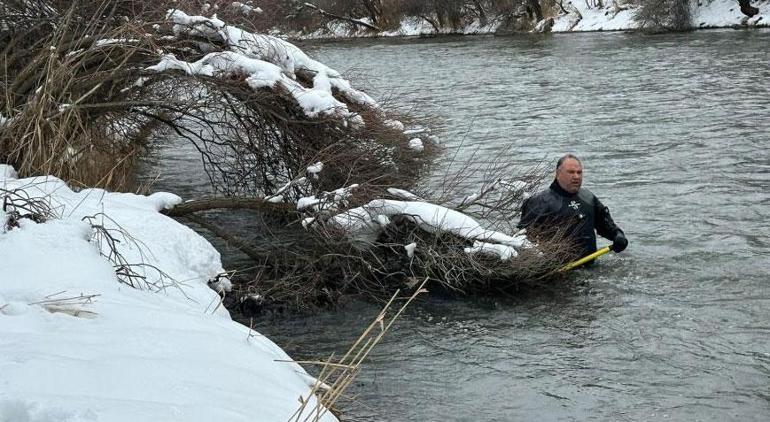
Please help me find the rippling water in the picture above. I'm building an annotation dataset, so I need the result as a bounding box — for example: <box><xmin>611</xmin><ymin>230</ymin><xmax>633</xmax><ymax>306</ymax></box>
<box><xmin>145</xmin><ymin>30</ymin><xmax>770</xmax><ymax>420</ymax></box>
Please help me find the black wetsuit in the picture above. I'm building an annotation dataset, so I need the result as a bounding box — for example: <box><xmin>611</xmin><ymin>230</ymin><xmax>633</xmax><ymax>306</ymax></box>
<box><xmin>518</xmin><ymin>180</ymin><xmax>623</xmax><ymax>258</ymax></box>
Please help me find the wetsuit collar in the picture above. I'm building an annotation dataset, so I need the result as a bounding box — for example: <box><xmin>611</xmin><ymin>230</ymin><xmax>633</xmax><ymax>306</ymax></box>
<box><xmin>549</xmin><ymin>179</ymin><xmax>576</xmax><ymax>198</ymax></box>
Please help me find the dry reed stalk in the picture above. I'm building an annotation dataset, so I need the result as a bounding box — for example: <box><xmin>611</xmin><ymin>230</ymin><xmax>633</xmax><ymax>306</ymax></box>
<box><xmin>285</xmin><ymin>278</ymin><xmax>429</xmax><ymax>422</ymax></box>
<box><xmin>1</xmin><ymin>3</ymin><xmax>158</xmax><ymax>191</ymax></box>
<box><xmin>27</xmin><ymin>292</ymin><xmax>101</xmax><ymax>318</ymax></box>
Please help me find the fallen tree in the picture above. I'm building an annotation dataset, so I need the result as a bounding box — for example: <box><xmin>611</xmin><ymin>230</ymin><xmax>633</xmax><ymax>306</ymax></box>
<box><xmin>2</xmin><ymin>1</ymin><xmax>575</xmax><ymax>313</ymax></box>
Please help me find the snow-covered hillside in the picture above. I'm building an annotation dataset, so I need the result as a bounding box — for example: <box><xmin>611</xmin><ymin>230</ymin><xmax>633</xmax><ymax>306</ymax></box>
<box><xmin>295</xmin><ymin>0</ymin><xmax>768</xmax><ymax>38</ymax></box>
<box><xmin>553</xmin><ymin>0</ymin><xmax>767</xmax><ymax>32</ymax></box>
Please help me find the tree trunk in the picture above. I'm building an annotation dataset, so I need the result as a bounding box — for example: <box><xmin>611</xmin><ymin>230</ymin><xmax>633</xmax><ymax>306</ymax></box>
<box><xmin>527</xmin><ymin>0</ymin><xmax>544</xmax><ymax>21</ymax></box>
<box><xmin>472</xmin><ymin>0</ymin><xmax>488</xmax><ymax>26</ymax></box>
<box><xmin>161</xmin><ymin>197</ymin><xmax>294</xmax><ymax>217</ymax></box>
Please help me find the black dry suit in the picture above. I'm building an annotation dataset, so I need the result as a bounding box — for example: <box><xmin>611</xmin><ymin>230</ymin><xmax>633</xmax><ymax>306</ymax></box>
<box><xmin>518</xmin><ymin>180</ymin><xmax>623</xmax><ymax>258</ymax></box>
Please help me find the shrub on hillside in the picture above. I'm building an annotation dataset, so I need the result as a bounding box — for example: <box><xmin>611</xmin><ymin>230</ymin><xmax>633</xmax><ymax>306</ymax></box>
<box><xmin>633</xmin><ymin>0</ymin><xmax>691</xmax><ymax>32</ymax></box>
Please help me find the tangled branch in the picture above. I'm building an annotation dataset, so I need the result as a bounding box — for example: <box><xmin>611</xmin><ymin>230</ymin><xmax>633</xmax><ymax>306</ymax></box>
<box><xmin>83</xmin><ymin>212</ymin><xmax>181</xmax><ymax>293</ymax></box>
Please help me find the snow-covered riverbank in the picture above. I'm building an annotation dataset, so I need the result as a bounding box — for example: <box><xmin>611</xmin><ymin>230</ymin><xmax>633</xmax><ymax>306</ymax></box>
<box><xmin>294</xmin><ymin>0</ymin><xmax>767</xmax><ymax>39</ymax></box>
<box><xmin>553</xmin><ymin>0</ymin><xmax>766</xmax><ymax>32</ymax></box>
<box><xmin>0</xmin><ymin>165</ymin><xmax>335</xmax><ymax>422</ymax></box>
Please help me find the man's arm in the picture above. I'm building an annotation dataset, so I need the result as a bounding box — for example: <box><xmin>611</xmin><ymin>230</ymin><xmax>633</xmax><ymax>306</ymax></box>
<box><xmin>594</xmin><ymin>197</ymin><xmax>628</xmax><ymax>252</ymax></box>
<box><xmin>518</xmin><ymin>197</ymin><xmax>540</xmax><ymax>230</ymax></box>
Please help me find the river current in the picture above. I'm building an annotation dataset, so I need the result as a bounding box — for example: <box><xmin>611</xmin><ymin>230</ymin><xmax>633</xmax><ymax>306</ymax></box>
<box><xmin>145</xmin><ymin>30</ymin><xmax>770</xmax><ymax>421</ymax></box>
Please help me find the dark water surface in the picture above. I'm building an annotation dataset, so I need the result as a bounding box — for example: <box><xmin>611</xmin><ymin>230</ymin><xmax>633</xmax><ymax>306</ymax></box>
<box><xmin>146</xmin><ymin>30</ymin><xmax>770</xmax><ymax>421</ymax></box>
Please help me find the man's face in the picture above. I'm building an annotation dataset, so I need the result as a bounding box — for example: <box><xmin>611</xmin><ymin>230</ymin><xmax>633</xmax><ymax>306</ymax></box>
<box><xmin>556</xmin><ymin>158</ymin><xmax>583</xmax><ymax>194</ymax></box>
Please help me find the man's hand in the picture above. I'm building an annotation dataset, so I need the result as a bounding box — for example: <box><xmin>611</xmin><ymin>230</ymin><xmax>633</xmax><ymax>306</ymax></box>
<box><xmin>612</xmin><ymin>232</ymin><xmax>628</xmax><ymax>253</ymax></box>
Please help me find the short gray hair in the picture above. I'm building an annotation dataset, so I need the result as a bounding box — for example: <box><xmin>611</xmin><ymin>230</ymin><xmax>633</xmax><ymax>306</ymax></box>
<box><xmin>556</xmin><ymin>154</ymin><xmax>581</xmax><ymax>170</ymax></box>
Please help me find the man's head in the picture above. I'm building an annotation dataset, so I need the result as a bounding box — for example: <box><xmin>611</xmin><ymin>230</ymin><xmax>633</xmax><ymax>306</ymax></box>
<box><xmin>555</xmin><ymin>154</ymin><xmax>583</xmax><ymax>194</ymax></box>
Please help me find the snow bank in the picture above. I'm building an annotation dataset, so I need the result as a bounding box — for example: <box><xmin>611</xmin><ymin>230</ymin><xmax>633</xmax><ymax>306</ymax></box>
<box><xmin>552</xmin><ymin>0</ymin><xmax>639</xmax><ymax>32</ymax></box>
<box><xmin>0</xmin><ymin>167</ymin><xmax>335</xmax><ymax>422</ymax></box>
<box><xmin>552</xmin><ymin>0</ymin><xmax>768</xmax><ymax>32</ymax></box>
<box><xmin>293</xmin><ymin>0</ymin><xmax>768</xmax><ymax>38</ymax></box>
<box><xmin>0</xmin><ymin>164</ymin><xmax>16</xmax><ymax>179</ymax></box>
<box><xmin>691</xmin><ymin>0</ymin><xmax>767</xmax><ymax>28</ymax></box>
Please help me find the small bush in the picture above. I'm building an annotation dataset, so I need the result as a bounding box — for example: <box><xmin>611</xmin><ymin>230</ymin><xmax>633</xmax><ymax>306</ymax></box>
<box><xmin>633</xmin><ymin>0</ymin><xmax>692</xmax><ymax>32</ymax></box>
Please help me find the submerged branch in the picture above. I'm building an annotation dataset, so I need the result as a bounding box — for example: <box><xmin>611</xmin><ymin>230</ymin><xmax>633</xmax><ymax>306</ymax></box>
<box><xmin>161</xmin><ymin>198</ymin><xmax>294</xmax><ymax>217</ymax></box>
<box><xmin>181</xmin><ymin>213</ymin><xmax>264</xmax><ymax>262</ymax></box>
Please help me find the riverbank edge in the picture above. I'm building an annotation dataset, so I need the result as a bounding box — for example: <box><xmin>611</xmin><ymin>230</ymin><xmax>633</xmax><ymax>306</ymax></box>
<box><xmin>284</xmin><ymin>1</ymin><xmax>768</xmax><ymax>41</ymax></box>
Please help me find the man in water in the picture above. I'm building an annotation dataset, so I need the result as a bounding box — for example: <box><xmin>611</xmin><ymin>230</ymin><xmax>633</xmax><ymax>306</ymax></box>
<box><xmin>518</xmin><ymin>154</ymin><xmax>627</xmax><ymax>262</ymax></box>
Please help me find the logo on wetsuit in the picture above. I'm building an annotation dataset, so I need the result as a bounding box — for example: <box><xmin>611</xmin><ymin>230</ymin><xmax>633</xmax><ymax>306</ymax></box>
<box><xmin>569</xmin><ymin>200</ymin><xmax>585</xmax><ymax>220</ymax></box>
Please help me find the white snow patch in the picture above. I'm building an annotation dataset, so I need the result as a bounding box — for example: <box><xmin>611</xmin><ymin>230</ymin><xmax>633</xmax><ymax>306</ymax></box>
<box><xmin>297</xmin><ymin>184</ymin><xmax>358</xmax><ymax>212</ymax></box>
<box><xmin>501</xmin><ymin>180</ymin><xmax>528</xmax><ymax>191</ymax></box>
<box><xmin>552</xmin><ymin>0</ymin><xmax>769</xmax><ymax>32</ymax></box>
<box><xmin>314</xmin><ymin>71</ymin><xmax>332</xmax><ymax>92</ymax></box>
<box><xmin>332</xmin><ymin>199</ymin><xmax>530</xmax><ymax>254</ymax></box>
<box><xmin>0</xmin><ymin>164</ymin><xmax>17</xmax><ymax>179</ymax></box>
<box><xmin>94</xmin><ymin>38</ymin><xmax>139</xmax><ymax>47</ymax></box>
<box><xmin>163</xmin><ymin>10</ymin><xmax>378</xmax><ymax>113</ymax></box>
<box><xmin>403</xmin><ymin>127</ymin><xmax>427</xmax><ymax>135</ymax></box>
<box><xmin>307</xmin><ymin>161</ymin><xmax>324</xmax><ymax>177</ymax></box>
<box><xmin>265</xmin><ymin>177</ymin><xmax>308</xmax><ymax>203</ymax></box>
<box><xmin>404</xmin><ymin>242</ymin><xmax>417</xmax><ymax>258</ymax></box>
<box><xmin>465</xmin><ymin>240</ymin><xmax>518</xmax><ymax>260</ymax></box>
<box><xmin>384</xmin><ymin>119</ymin><xmax>405</xmax><ymax>131</ymax></box>
<box><xmin>387</xmin><ymin>188</ymin><xmax>422</xmax><ymax>201</ymax></box>
<box><xmin>146</xmin><ymin>191</ymin><xmax>183</xmax><ymax>211</ymax></box>
<box><xmin>147</xmin><ymin>51</ymin><xmax>352</xmax><ymax>119</ymax></box>
<box><xmin>408</xmin><ymin>138</ymin><xmax>424</xmax><ymax>152</ymax></box>
<box><xmin>552</xmin><ymin>1</ymin><xmax>638</xmax><ymax>32</ymax></box>
<box><xmin>231</xmin><ymin>2</ymin><xmax>263</xmax><ymax>15</ymax></box>
<box><xmin>692</xmin><ymin>0</ymin><xmax>768</xmax><ymax>28</ymax></box>
<box><xmin>375</xmin><ymin>214</ymin><xmax>391</xmax><ymax>227</ymax></box>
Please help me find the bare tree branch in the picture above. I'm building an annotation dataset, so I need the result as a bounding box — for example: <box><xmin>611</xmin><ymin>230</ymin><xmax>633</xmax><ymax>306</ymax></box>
<box><xmin>302</xmin><ymin>2</ymin><xmax>383</xmax><ymax>31</ymax></box>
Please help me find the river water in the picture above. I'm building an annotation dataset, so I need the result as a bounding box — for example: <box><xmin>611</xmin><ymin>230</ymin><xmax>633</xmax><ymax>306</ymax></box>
<box><xmin>146</xmin><ymin>30</ymin><xmax>770</xmax><ymax>420</ymax></box>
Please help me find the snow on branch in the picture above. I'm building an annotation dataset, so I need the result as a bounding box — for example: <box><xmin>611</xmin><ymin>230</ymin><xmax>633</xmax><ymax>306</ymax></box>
<box><xmin>231</xmin><ymin>2</ymin><xmax>263</xmax><ymax>16</ymax></box>
<box><xmin>330</xmin><ymin>199</ymin><xmax>531</xmax><ymax>260</ymax></box>
<box><xmin>147</xmin><ymin>51</ymin><xmax>355</xmax><ymax>120</ymax></box>
<box><xmin>297</xmin><ymin>184</ymin><xmax>358</xmax><ymax>212</ymax></box>
<box><xmin>154</xmin><ymin>9</ymin><xmax>377</xmax><ymax>122</ymax></box>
